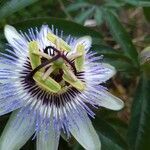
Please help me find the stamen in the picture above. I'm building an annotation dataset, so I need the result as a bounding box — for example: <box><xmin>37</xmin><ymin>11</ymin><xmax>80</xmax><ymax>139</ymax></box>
<box><xmin>44</xmin><ymin>46</ymin><xmax>77</xmax><ymax>73</ymax></box>
<box><xmin>75</xmin><ymin>44</ymin><xmax>85</xmax><ymax>72</ymax></box>
<box><xmin>62</xmin><ymin>64</ymin><xmax>77</xmax><ymax>82</ymax></box>
<box><xmin>26</xmin><ymin>55</ymin><xmax>60</xmax><ymax>81</ymax></box>
<box><xmin>62</xmin><ymin>55</ymin><xmax>77</xmax><ymax>74</ymax></box>
<box><xmin>32</xmin><ymin>51</ymin><xmax>52</xmax><ymax>60</ymax></box>
<box><xmin>47</xmin><ymin>32</ymin><xmax>71</xmax><ymax>52</ymax></box>
<box><xmin>42</xmin><ymin>66</ymin><xmax>55</xmax><ymax>80</ymax></box>
<box><xmin>56</xmin><ymin>38</ymin><xmax>61</xmax><ymax>50</ymax></box>
<box><xmin>26</xmin><ymin>46</ymin><xmax>78</xmax><ymax>88</ymax></box>
<box><xmin>67</xmin><ymin>52</ymin><xmax>82</xmax><ymax>60</ymax></box>
<box><xmin>43</xmin><ymin>64</ymin><xmax>51</xmax><ymax>69</ymax></box>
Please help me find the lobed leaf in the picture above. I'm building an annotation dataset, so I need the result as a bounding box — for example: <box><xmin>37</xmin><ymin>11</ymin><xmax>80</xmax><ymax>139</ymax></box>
<box><xmin>75</xmin><ymin>7</ymin><xmax>95</xmax><ymax>24</ymax></box>
<box><xmin>66</xmin><ymin>2</ymin><xmax>90</xmax><ymax>12</ymax></box>
<box><xmin>104</xmin><ymin>10</ymin><xmax>139</xmax><ymax>67</ymax></box>
<box><xmin>94</xmin><ymin>7</ymin><xmax>104</xmax><ymax>25</ymax></box>
<box><xmin>124</xmin><ymin>0</ymin><xmax>150</xmax><ymax>7</ymax></box>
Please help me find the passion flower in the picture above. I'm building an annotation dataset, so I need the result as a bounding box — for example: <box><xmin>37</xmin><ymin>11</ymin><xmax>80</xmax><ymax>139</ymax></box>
<box><xmin>0</xmin><ymin>25</ymin><xmax>124</xmax><ymax>150</ymax></box>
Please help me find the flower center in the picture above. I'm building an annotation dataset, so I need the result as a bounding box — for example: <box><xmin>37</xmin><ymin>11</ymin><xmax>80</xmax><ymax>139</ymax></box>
<box><xmin>25</xmin><ymin>33</ymin><xmax>86</xmax><ymax>94</ymax></box>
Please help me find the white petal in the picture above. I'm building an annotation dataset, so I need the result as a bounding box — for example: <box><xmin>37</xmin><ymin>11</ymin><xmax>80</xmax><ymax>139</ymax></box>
<box><xmin>70</xmin><ymin>111</ymin><xmax>101</xmax><ymax>150</ymax></box>
<box><xmin>70</xmin><ymin>36</ymin><xmax>92</xmax><ymax>55</ymax></box>
<box><xmin>99</xmin><ymin>63</ymin><xmax>116</xmax><ymax>83</ymax></box>
<box><xmin>4</xmin><ymin>25</ymin><xmax>27</xmax><ymax>49</ymax></box>
<box><xmin>0</xmin><ymin>110</ymin><xmax>35</xmax><ymax>150</ymax></box>
<box><xmin>36</xmin><ymin>123</ymin><xmax>60</xmax><ymax>150</ymax></box>
<box><xmin>37</xmin><ymin>25</ymin><xmax>53</xmax><ymax>50</ymax></box>
<box><xmin>97</xmin><ymin>90</ymin><xmax>124</xmax><ymax>110</ymax></box>
<box><xmin>0</xmin><ymin>88</ymin><xmax>28</xmax><ymax>116</ymax></box>
<box><xmin>76</xmin><ymin>36</ymin><xmax>92</xmax><ymax>49</ymax></box>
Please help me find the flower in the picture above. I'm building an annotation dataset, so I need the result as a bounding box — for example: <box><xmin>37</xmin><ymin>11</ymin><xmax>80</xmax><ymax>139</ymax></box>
<box><xmin>0</xmin><ymin>25</ymin><xmax>124</xmax><ymax>150</ymax></box>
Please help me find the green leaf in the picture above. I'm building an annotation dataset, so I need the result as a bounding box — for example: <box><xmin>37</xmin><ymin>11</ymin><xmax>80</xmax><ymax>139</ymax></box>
<box><xmin>6</xmin><ymin>17</ymin><xmax>103</xmax><ymax>45</ymax></box>
<box><xmin>104</xmin><ymin>0</ymin><xmax>126</xmax><ymax>8</ymax></box>
<box><xmin>104</xmin><ymin>10</ymin><xmax>139</xmax><ymax>66</ymax></box>
<box><xmin>105</xmin><ymin>117</ymin><xmax>128</xmax><ymax>140</ymax></box>
<box><xmin>143</xmin><ymin>7</ymin><xmax>150</xmax><ymax>22</ymax></box>
<box><xmin>128</xmin><ymin>75</ymin><xmax>150</xmax><ymax>150</ymax></box>
<box><xmin>94</xmin><ymin>7</ymin><xmax>104</xmax><ymax>25</ymax></box>
<box><xmin>0</xmin><ymin>0</ymin><xmax>39</xmax><ymax>20</ymax></box>
<box><xmin>107</xmin><ymin>59</ymin><xmax>138</xmax><ymax>72</ymax></box>
<box><xmin>124</xmin><ymin>0</ymin><xmax>150</xmax><ymax>7</ymax></box>
<box><xmin>75</xmin><ymin>7</ymin><xmax>95</xmax><ymax>24</ymax></box>
<box><xmin>94</xmin><ymin>117</ymin><xmax>128</xmax><ymax>150</ymax></box>
<box><xmin>66</xmin><ymin>2</ymin><xmax>90</xmax><ymax>12</ymax></box>
<box><xmin>91</xmin><ymin>44</ymin><xmax>139</xmax><ymax>72</ymax></box>
<box><xmin>92</xmin><ymin>44</ymin><xmax>132</xmax><ymax>61</ymax></box>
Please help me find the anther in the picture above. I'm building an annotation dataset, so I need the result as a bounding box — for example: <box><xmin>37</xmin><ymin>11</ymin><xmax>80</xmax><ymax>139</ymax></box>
<box><xmin>44</xmin><ymin>46</ymin><xmax>77</xmax><ymax>73</ymax></box>
<box><xmin>26</xmin><ymin>46</ymin><xmax>77</xmax><ymax>81</ymax></box>
<box><xmin>26</xmin><ymin>55</ymin><xmax>60</xmax><ymax>81</ymax></box>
